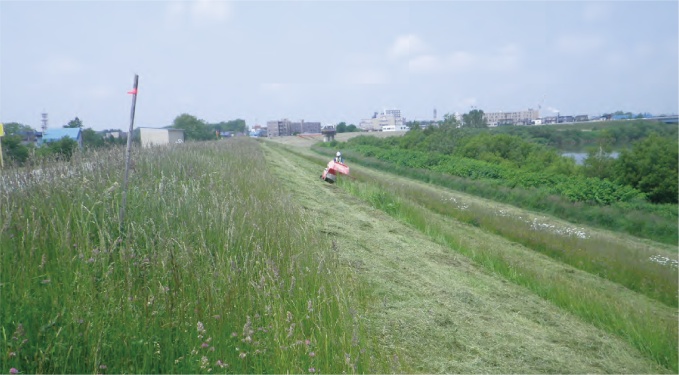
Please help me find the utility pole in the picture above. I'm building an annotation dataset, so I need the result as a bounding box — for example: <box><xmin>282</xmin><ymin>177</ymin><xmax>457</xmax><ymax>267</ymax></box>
<box><xmin>0</xmin><ymin>123</ymin><xmax>4</xmax><ymax>168</ymax></box>
<box><xmin>119</xmin><ymin>74</ymin><xmax>139</xmax><ymax>233</ymax></box>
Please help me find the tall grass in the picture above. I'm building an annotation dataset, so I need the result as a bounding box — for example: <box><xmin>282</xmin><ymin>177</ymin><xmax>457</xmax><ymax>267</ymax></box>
<box><xmin>286</xmin><ymin>146</ymin><xmax>677</xmax><ymax>372</ymax></box>
<box><xmin>0</xmin><ymin>139</ymin><xmax>391</xmax><ymax>374</ymax></box>
<box><xmin>312</xmin><ymin>146</ymin><xmax>678</xmax><ymax>245</ymax></box>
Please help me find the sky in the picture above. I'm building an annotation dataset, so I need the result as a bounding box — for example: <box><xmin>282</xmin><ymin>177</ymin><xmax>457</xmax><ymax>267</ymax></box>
<box><xmin>1</xmin><ymin>0</ymin><xmax>677</xmax><ymax>131</ymax></box>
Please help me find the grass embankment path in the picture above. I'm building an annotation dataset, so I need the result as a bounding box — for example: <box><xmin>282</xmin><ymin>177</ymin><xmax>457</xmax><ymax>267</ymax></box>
<box><xmin>260</xmin><ymin>140</ymin><xmax>669</xmax><ymax>374</ymax></box>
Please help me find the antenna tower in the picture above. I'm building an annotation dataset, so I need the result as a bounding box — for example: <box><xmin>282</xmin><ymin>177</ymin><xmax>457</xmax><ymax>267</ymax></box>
<box><xmin>41</xmin><ymin>112</ymin><xmax>48</xmax><ymax>132</ymax></box>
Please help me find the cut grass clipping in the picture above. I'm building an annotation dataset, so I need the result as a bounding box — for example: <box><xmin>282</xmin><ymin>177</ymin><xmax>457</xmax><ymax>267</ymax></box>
<box><xmin>288</xmin><ymin>145</ymin><xmax>677</xmax><ymax>372</ymax></box>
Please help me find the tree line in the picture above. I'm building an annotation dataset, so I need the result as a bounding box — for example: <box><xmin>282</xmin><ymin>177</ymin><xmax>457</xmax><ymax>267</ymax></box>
<box><xmin>331</xmin><ymin>118</ymin><xmax>678</xmax><ymax>204</ymax></box>
<box><xmin>0</xmin><ymin>114</ymin><xmax>248</xmax><ymax>167</ymax></box>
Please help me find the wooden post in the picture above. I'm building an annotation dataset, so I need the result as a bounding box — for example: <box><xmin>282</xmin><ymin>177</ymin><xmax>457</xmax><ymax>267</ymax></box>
<box><xmin>119</xmin><ymin>74</ymin><xmax>139</xmax><ymax>232</ymax></box>
<box><xmin>0</xmin><ymin>123</ymin><xmax>4</xmax><ymax>169</ymax></box>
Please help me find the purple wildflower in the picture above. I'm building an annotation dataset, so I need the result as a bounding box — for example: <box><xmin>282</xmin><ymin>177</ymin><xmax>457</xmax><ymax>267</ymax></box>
<box><xmin>10</xmin><ymin>368</ymin><xmax>19</xmax><ymax>374</ymax></box>
<box><xmin>308</xmin><ymin>367</ymin><xmax>315</xmax><ymax>373</ymax></box>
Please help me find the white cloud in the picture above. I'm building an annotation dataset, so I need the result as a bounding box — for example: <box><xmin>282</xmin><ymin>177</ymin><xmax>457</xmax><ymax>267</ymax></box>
<box><xmin>191</xmin><ymin>0</ymin><xmax>232</xmax><ymax>23</ymax></box>
<box><xmin>408</xmin><ymin>54</ymin><xmax>443</xmax><ymax>72</ymax></box>
<box><xmin>408</xmin><ymin>44</ymin><xmax>519</xmax><ymax>74</ymax></box>
<box><xmin>344</xmin><ymin>69</ymin><xmax>388</xmax><ymax>85</ymax></box>
<box><xmin>555</xmin><ymin>34</ymin><xmax>605</xmax><ymax>54</ymax></box>
<box><xmin>445</xmin><ymin>51</ymin><xmax>475</xmax><ymax>70</ymax></box>
<box><xmin>485</xmin><ymin>43</ymin><xmax>521</xmax><ymax>71</ymax></box>
<box><xmin>389</xmin><ymin>34</ymin><xmax>426</xmax><ymax>59</ymax></box>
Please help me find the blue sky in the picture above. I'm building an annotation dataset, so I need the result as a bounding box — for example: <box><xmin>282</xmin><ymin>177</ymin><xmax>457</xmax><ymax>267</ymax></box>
<box><xmin>1</xmin><ymin>0</ymin><xmax>677</xmax><ymax>131</ymax></box>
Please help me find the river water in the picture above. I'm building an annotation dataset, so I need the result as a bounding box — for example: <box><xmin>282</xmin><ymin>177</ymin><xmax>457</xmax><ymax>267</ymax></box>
<box><xmin>562</xmin><ymin>152</ymin><xmax>620</xmax><ymax>165</ymax></box>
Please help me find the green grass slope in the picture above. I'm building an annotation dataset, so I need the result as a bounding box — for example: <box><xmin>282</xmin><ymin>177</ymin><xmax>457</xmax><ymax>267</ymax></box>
<box><xmin>262</xmin><ymin>140</ymin><xmax>675</xmax><ymax>373</ymax></box>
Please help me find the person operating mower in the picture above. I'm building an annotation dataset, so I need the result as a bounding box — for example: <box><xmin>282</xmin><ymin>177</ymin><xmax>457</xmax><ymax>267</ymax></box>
<box><xmin>321</xmin><ymin>151</ymin><xmax>349</xmax><ymax>183</ymax></box>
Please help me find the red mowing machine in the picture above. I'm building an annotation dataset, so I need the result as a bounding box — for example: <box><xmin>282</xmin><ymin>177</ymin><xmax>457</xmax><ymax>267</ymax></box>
<box><xmin>321</xmin><ymin>156</ymin><xmax>350</xmax><ymax>184</ymax></box>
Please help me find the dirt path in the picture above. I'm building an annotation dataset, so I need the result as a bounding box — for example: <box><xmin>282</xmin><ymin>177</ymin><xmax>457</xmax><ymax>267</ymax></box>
<box><xmin>261</xmin><ymin>141</ymin><xmax>667</xmax><ymax>374</ymax></box>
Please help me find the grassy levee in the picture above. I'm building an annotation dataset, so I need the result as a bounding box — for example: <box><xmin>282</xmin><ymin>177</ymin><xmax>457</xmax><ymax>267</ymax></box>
<box><xmin>312</xmin><ymin>145</ymin><xmax>677</xmax><ymax>245</ymax></box>
<box><xmin>0</xmin><ymin>139</ymin><xmax>390</xmax><ymax>374</ymax></box>
<box><xmin>284</xmin><ymin>145</ymin><xmax>678</xmax><ymax>372</ymax></box>
<box><xmin>312</xmin><ymin>146</ymin><xmax>679</xmax><ymax>307</ymax></box>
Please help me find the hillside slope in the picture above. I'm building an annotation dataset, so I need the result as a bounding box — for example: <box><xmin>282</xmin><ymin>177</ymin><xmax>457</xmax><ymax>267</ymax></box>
<box><xmin>260</xmin><ymin>140</ymin><xmax>668</xmax><ymax>374</ymax></box>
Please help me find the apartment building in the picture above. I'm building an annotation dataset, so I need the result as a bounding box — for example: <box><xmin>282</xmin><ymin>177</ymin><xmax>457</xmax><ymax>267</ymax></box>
<box><xmin>359</xmin><ymin>109</ymin><xmax>406</xmax><ymax>131</ymax></box>
<box><xmin>484</xmin><ymin>109</ymin><xmax>540</xmax><ymax>126</ymax></box>
<box><xmin>266</xmin><ymin>119</ymin><xmax>321</xmax><ymax>137</ymax></box>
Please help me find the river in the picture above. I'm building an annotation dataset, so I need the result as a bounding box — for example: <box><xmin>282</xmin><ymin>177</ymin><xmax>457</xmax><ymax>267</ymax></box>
<box><xmin>562</xmin><ymin>151</ymin><xmax>620</xmax><ymax>165</ymax></box>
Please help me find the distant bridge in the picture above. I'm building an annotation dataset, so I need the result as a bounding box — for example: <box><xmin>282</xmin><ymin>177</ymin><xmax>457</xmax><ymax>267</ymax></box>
<box><xmin>649</xmin><ymin>115</ymin><xmax>678</xmax><ymax>124</ymax></box>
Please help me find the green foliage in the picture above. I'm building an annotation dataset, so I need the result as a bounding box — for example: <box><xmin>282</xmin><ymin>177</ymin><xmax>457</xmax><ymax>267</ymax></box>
<box><xmin>80</xmin><ymin>129</ymin><xmax>128</xmax><ymax>150</ymax></box>
<box><xmin>613</xmin><ymin>133</ymin><xmax>678</xmax><ymax>203</ymax></box>
<box><xmin>211</xmin><ymin>119</ymin><xmax>247</xmax><ymax>133</ymax></box>
<box><xmin>461</xmin><ymin>109</ymin><xmax>488</xmax><ymax>128</ymax></box>
<box><xmin>171</xmin><ymin>113</ymin><xmax>215</xmax><ymax>141</ymax></box>
<box><xmin>454</xmin><ymin>133</ymin><xmax>555</xmax><ymax>170</ymax></box>
<box><xmin>491</xmin><ymin>119</ymin><xmax>677</xmax><ymax>150</ymax></box>
<box><xmin>82</xmin><ymin>128</ymin><xmax>104</xmax><ymax>149</ymax></box>
<box><xmin>38</xmin><ymin>137</ymin><xmax>79</xmax><ymax>161</ymax></box>
<box><xmin>440</xmin><ymin>113</ymin><xmax>460</xmax><ymax>130</ymax></box>
<box><xmin>1</xmin><ymin>134</ymin><xmax>30</xmax><ymax>165</ymax></box>
<box><xmin>314</xmin><ymin>130</ymin><xmax>677</xmax><ymax>243</ymax></box>
<box><xmin>334</xmin><ymin>122</ymin><xmax>358</xmax><ymax>133</ymax></box>
<box><xmin>64</xmin><ymin>117</ymin><xmax>84</xmax><ymax>128</ymax></box>
<box><xmin>339</xmin><ymin>125</ymin><xmax>677</xmax><ymax>207</ymax></box>
<box><xmin>2</xmin><ymin>122</ymin><xmax>34</xmax><ymax>135</ymax></box>
<box><xmin>582</xmin><ymin>145</ymin><xmax>616</xmax><ymax>179</ymax></box>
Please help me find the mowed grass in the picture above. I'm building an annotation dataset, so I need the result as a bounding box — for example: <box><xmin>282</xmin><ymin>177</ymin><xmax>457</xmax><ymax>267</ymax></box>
<box><xmin>311</xmin><ymin>147</ymin><xmax>678</xmax><ymax>306</ymax></box>
<box><xmin>0</xmin><ymin>139</ymin><xmax>391</xmax><ymax>374</ymax></box>
<box><xmin>280</xmin><ymin>145</ymin><xmax>678</xmax><ymax>372</ymax></box>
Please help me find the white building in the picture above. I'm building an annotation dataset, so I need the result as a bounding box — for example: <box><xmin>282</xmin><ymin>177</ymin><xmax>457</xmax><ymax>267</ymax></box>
<box><xmin>483</xmin><ymin>109</ymin><xmax>540</xmax><ymax>126</ymax></box>
<box><xmin>359</xmin><ymin>109</ymin><xmax>406</xmax><ymax>131</ymax></box>
<box><xmin>140</xmin><ymin>128</ymin><xmax>185</xmax><ymax>148</ymax></box>
<box><xmin>382</xmin><ymin>124</ymin><xmax>409</xmax><ymax>131</ymax></box>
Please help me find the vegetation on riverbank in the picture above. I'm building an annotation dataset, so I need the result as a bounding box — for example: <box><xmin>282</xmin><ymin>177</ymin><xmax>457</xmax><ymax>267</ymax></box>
<box><xmin>316</xmin><ymin>122</ymin><xmax>677</xmax><ymax>244</ymax></box>
<box><xmin>287</xmin><ymin>145</ymin><xmax>678</xmax><ymax>371</ymax></box>
<box><xmin>1</xmin><ymin>140</ymin><xmax>391</xmax><ymax>374</ymax></box>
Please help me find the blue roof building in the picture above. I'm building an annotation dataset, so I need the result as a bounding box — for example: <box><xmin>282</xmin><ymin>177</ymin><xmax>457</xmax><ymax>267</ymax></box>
<box><xmin>41</xmin><ymin>128</ymin><xmax>83</xmax><ymax>148</ymax></box>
